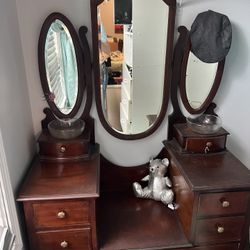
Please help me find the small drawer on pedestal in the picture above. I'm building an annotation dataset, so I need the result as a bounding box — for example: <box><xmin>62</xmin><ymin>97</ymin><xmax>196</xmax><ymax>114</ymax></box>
<box><xmin>33</xmin><ymin>200</ymin><xmax>90</xmax><ymax>229</ymax></box>
<box><xmin>195</xmin><ymin>216</ymin><xmax>245</xmax><ymax>244</ymax></box>
<box><xmin>37</xmin><ymin>228</ymin><xmax>91</xmax><ymax>250</ymax></box>
<box><xmin>173</xmin><ymin>123</ymin><xmax>228</xmax><ymax>153</ymax></box>
<box><xmin>38</xmin><ymin>130</ymin><xmax>90</xmax><ymax>160</ymax></box>
<box><xmin>198</xmin><ymin>192</ymin><xmax>249</xmax><ymax>217</ymax></box>
<box><xmin>184</xmin><ymin>136</ymin><xmax>226</xmax><ymax>154</ymax></box>
<box><xmin>39</xmin><ymin>140</ymin><xmax>89</xmax><ymax>159</ymax></box>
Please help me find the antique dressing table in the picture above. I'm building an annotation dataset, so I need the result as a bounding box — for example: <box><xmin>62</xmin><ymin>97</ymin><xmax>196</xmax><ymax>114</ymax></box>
<box><xmin>17</xmin><ymin>1</ymin><xmax>250</xmax><ymax>250</ymax></box>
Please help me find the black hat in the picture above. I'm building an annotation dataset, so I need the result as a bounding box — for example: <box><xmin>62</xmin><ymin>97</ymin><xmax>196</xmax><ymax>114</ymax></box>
<box><xmin>190</xmin><ymin>10</ymin><xmax>232</xmax><ymax>63</ymax></box>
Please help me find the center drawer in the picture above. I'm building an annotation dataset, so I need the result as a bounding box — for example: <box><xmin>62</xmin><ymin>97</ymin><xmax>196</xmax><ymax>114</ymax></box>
<box><xmin>198</xmin><ymin>191</ymin><xmax>249</xmax><ymax>217</ymax></box>
<box><xmin>195</xmin><ymin>216</ymin><xmax>245</xmax><ymax>244</ymax></box>
<box><xmin>33</xmin><ymin>200</ymin><xmax>90</xmax><ymax>229</ymax></box>
<box><xmin>37</xmin><ymin>228</ymin><xmax>91</xmax><ymax>250</ymax></box>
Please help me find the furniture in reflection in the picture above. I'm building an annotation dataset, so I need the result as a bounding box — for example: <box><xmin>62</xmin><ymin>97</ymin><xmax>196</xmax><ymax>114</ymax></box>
<box><xmin>120</xmin><ymin>0</ymin><xmax>169</xmax><ymax>134</ymax></box>
<box><xmin>17</xmin><ymin>132</ymin><xmax>100</xmax><ymax>250</ymax></box>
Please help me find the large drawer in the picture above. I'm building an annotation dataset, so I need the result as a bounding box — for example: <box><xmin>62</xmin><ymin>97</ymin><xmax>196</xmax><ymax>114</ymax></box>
<box><xmin>37</xmin><ymin>228</ymin><xmax>91</xmax><ymax>250</ymax></box>
<box><xmin>33</xmin><ymin>200</ymin><xmax>90</xmax><ymax>229</ymax></box>
<box><xmin>195</xmin><ymin>216</ymin><xmax>245</xmax><ymax>244</ymax></box>
<box><xmin>198</xmin><ymin>192</ymin><xmax>249</xmax><ymax>217</ymax></box>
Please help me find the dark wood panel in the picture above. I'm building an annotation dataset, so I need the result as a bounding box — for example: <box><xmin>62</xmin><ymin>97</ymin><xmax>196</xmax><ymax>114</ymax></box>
<box><xmin>168</xmin><ymin>155</ymin><xmax>195</xmax><ymax>241</ymax></box>
<box><xmin>33</xmin><ymin>200</ymin><xmax>90</xmax><ymax>229</ymax></box>
<box><xmin>100</xmin><ymin>155</ymin><xmax>149</xmax><ymax>193</ymax></box>
<box><xmin>37</xmin><ymin>228</ymin><xmax>91</xmax><ymax>250</ymax></box>
<box><xmin>198</xmin><ymin>192</ymin><xmax>249</xmax><ymax>217</ymax></box>
<box><xmin>195</xmin><ymin>216</ymin><xmax>245</xmax><ymax>244</ymax></box>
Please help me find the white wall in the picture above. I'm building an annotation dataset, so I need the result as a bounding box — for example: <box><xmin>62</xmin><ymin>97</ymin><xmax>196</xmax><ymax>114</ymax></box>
<box><xmin>0</xmin><ymin>0</ymin><xmax>34</xmax><ymax>191</ymax></box>
<box><xmin>0</xmin><ymin>0</ymin><xmax>35</xmax><ymax>248</ymax></box>
<box><xmin>16</xmin><ymin>0</ymin><xmax>250</xmax><ymax>169</ymax></box>
<box><xmin>176</xmin><ymin>0</ymin><xmax>250</xmax><ymax>169</ymax></box>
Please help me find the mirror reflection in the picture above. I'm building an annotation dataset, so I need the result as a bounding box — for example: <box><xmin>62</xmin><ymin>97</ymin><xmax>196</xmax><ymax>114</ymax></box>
<box><xmin>186</xmin><ymin>52</ymin><xmax>218</xmax><ymax>109</ymax></box>
<box><xmin>45</xmin><ymin>19</ymin><xmax>78</xmax><ymax>115</ymax></box>
<box><xmin>97</xmin><ymin>0</ymin><xmax>169</xmax><ymax>134</ymax></box>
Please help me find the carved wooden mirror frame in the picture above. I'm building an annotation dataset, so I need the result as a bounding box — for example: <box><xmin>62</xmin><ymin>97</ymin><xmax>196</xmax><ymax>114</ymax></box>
<box><xmin>179</xmin><ymin>31</ymin><xmax>225</xmax><ymax>114</ymax></box>
<box><xmin>38</xmin><ymin>12</ymin><xmax>85</xmax><ymax>119</ymax></box>
<box><xmin>90</xmin><ymin>0</ymin><xmax>176</xmax><ymax>140</ymax></box>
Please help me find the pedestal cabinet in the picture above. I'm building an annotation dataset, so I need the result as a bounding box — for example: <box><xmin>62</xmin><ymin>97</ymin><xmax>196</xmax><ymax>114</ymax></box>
<box><xmin>17</xmin><ymin>133</ymin><xmax>100</xmax><ymax>250</ymax></box>
<box><xmin>163</xmin><ymin>123</ymin><xmax>250</xmax><ymax>250</ymax></box>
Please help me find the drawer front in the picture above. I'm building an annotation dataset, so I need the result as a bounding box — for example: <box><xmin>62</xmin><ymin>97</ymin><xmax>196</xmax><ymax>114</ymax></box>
<box><xmin>37</xmin><ymin>228</ymin><xmax>91</xmax><ymax>250</ymax></box>
<box><xmin>198</xmin><ymin>192</ymin><xmax>249</xmax><ymax>217</ymax></box>
<box><xmin>39</xmin><ymin>141</ymin><xmax>89</xmax><ymax>159</ymax></box>
<box><xmin>33</xmin><ymin>200</ymin><xmax>90</xmax><ymax>229</ymax></box>
<box><xmin>185</xmin><ymin>136</ymin><xmax>226</xmax><ymax>153</ymax></box>
<box><xmin>195</xmin><ymin>216</ymin><xmax>245</xmax><ymax>244</ymax></box>
<box><xmin>192</xmin><ymin>243</ymin><xmax>239</xmax><ymax>250</ymax></box>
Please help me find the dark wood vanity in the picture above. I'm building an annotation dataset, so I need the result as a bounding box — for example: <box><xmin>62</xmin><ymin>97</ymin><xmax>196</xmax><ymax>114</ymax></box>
<box><xmin>17</xmin><ymin>2</ymin><xmax>250</xmax><ymax>250</ymax></box>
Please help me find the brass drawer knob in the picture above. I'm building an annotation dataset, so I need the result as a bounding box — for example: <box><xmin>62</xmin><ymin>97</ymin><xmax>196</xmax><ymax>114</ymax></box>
<box><xmin>57</xmin><ymin>211</ymin><xmax>66</xmax><ymax>219</ymax></box>
<box><xmin>222</xmin><ymin>200</ymin><xmax>230</xmax><ymax>208</ymax></box>
<box><xmin>60</xmin><ymin>146</ymin><xmax>66</xmax><ymax>153</ymax></box>
<box><xmin>217</xmin><ymin>226</ymin><xmax>225</xmax><ymax>234</ymax></box>
<box><xmin>60</xmin><ymin>241</ymin><xmax>69</xmax><ymax>248</ymax></box>
<box><xmin>204</xmin><ymin>142</ymin><xmax>213</xmax><ymax>154</ymax></box>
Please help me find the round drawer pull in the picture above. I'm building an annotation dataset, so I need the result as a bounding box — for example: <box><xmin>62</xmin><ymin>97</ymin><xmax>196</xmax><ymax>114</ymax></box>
<box><xmin>60</xmin><ymin>146</ymin><xmax>66</xmax><ymax>153</ymax></box>
<box><xmin>217</xmin><ymin>226</ymin><xmax>225</xmax><ymax>234</ymax></box>
<box><xmin>57</xmin><ymin>211</ymin><xmax>66</xmax><ymax>219</ymax></box>
<box><xmin>60</xmin><ymin>241</ymin><xmax>69</xmax><ymax>248</ymax></box>
<box><xmin>204</xmin><ymin>142</ymin><xmax>213</xmax><ymax>154</ymax></box>
<box><xmin>222</xmin><ymin>200</ymin><xmax>230</xmax><ymax>208</ymax></box>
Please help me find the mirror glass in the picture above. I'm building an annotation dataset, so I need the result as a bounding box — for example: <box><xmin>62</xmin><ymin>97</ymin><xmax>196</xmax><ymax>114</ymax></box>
<box><xmin>44</xmin><ymin>19</ymin><xmax>78</xmax><ymax>115</ymax></box>
<box><xmin>186</xmin><ymin>52</ymin><xmax>218</xmax><ymax>109</ymax></box>
<box><xmin>97</xmin><ymin>0</ymin><xmax>169</xmax><ymax>135</ymax></box>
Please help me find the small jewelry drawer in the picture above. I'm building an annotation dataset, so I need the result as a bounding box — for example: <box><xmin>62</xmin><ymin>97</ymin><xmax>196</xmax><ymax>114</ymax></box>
<box><xmin>184</xmin><ymin>136</ymin><xmax>226</xmax><ymax>154</ymax></box>
<box><xmin>173</xmin><ymin>123</ymin><xmax>228</xmax><ymax>154</ymax></box>
<box><xmin>37</xmin><ymin>228</ymin><xmax>91</xmax><ymax>250</ymax></box>
<box><xmin>195</xmin><ymin>216</ymin><xmax>245</xmax><ymax>244</ymax></box>
<box><xmin>38</xmin><ymin>130</ymin><xmax>90</xmax><ymax>160</ymax></box>
<box><xmin>33</xmin><ymin>200</ymin><xmax>90</xmax><ymax>229</ymax></box>
<box><xmin>198</xmin><ymin>192</ymin><xmax>249</xmax><ymax>217</ymax></box>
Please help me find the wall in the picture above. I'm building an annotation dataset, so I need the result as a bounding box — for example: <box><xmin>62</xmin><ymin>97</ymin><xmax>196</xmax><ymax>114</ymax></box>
<box><xmin>0</xmin><ymin>0</ymin><xmax>35</xmax><ymax>248</ymax></box>
<box><xmin>16</xmin><ymin>0</ymin><xmax>250</xmax><ymax>169</ymax></box>
<box><xmin>0</xmin><ymin>0</ymin><xmax>34</xmax><ymax>191</ymax></box>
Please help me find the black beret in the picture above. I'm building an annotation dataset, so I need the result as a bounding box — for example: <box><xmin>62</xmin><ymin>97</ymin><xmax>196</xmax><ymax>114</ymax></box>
<box><xmin>190</xmin><ymin>10</ymin><xmax>232</xmax><ymax>63</ymax></box>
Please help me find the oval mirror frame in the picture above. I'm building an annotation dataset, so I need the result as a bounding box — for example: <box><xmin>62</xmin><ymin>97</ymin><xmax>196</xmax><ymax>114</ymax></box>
<box><xmin>90</xmin><ymin>0</ymin><xmax>176</xmax><ymax>140</ymax></box>
<box><xmin>38</xmin><ymin>12</ymin><xmax>85</xmax><ymax>119</ymax></box>
<box><xmin>179</xmin><ymin>37</ymin><xmax>225</xmax><ymax>114</ymax></box>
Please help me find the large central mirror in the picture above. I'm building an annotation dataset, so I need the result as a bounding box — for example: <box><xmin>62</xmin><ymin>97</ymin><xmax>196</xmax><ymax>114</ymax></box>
<box><xmin>91</xmin><ymin>0</ymin><xmax>176</xmax><ymax>139</ymax></box>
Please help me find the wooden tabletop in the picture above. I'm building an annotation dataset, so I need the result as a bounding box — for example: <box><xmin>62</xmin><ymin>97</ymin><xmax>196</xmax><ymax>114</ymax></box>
<box><xmin>164</xmin><ymin>140</ymin><xmax>250</xmax><ymax>192</ymax></box>
<box><xmin>17</xmin><ymin>146</ymin><xmax>100</xmax><ymax>201</ymax></box>
<box><xmin>98</xmin><ymin>192</ymin><xmax>191</xmax><ymax>250</ymax></box>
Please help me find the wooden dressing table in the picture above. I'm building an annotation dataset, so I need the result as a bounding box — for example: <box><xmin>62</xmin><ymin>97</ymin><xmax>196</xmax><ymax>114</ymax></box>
<box><xmin>17</xmin><ymin>5</ymin><xmax>250</xmax><ymax>250</ymax></box>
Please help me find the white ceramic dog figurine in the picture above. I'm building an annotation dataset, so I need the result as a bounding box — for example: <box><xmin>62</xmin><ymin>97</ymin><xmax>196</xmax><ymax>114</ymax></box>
<box><xmin>133</xmin><ymin>158</ymin><xmax>175</xmax><ymax>210</ymax></box>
